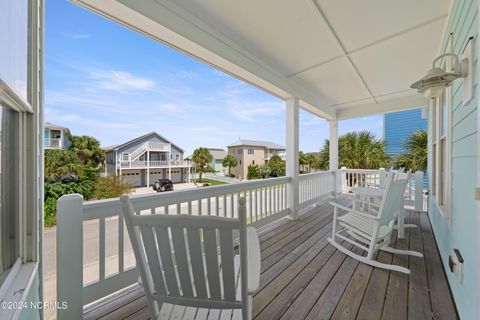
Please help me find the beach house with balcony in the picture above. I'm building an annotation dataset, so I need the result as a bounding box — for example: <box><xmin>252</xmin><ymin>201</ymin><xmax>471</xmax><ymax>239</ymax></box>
<box><xmin>44</xmin><ymin>122</ymin><xmax>71</xmax><ymax>150</ymax></box>
<box><xmin>227</xmin><ymin>140</ymin><xmax>286</xmax><ymax>179</ymax></box>
<box><xmin>104</xmin><ymin>132</ymin><xmax>191</xmax><ymax>186</ymax></box>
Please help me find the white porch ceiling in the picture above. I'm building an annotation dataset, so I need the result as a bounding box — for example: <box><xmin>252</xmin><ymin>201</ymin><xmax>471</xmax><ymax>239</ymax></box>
<box><xmin>72</xmin><ymin>0</ymin><xmax>452</xmax><ymax>120</ymax></box>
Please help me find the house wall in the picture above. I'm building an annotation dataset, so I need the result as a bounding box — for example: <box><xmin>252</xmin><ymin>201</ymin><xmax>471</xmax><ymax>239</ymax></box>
<box><xmin>427</xmin><ymin>1</ymin><xmax>478</xmax><ymax>319</ymax></box>
<box><xmin>228</xmin><ymin>146</ymin><xmax>267</xmax><ymax>179</ymax></box>
<box><xmin>117</xmin><ymin>134</ymin><xmax>184</xmax><ymax>160</ymax></box>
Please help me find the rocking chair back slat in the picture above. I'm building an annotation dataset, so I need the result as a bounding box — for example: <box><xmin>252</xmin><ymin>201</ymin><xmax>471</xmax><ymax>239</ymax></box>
<box><xmin>154</xmin><ymin>226</ymin><xmax>180</xmax><ymax>296</ymax></box>
<box><xmin>171</xmin><ymin>227</ymin><xmax>195</xmax><ymax>298</ymax></box>
<box><xmin>220</xmin><ymin>228</ymin><xmax>236</xmax><ymax>301</ymax></box>
<box><xmin>378</xmin><ymin>174</ymin><xmax>410</xmax><ymax>226</ymax></box>
<box><xmin>186</xmin><ymin>227</ymin><xmax>208</xmax><ymax>299</ymax></box>
<box><xmin>204</xmin><ymin>227</ymin><xmax>222</xmax><ymax>299</ymax></box>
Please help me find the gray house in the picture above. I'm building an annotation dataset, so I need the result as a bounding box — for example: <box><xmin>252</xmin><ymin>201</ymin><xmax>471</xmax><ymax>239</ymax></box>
<box><xmin>44</xmin><ymin>122</ymin><xmax>71</xmax><ymax>150</ymax></box>
<box><xmin>104</xmin><ymin>132</ymin><xmax>192</xmax><ymax>187</ymax></box>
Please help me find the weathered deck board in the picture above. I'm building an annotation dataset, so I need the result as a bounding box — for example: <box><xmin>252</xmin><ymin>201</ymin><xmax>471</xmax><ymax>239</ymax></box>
<box><xmin>83</xmin><ymin>198</ymin><xmax>458</xmax><ymax>320</ymax></box>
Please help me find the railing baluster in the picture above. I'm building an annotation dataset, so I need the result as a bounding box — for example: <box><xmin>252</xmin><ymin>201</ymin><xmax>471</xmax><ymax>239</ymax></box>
<box><xmin>188</xmin><ymin>201</ymin><xmax>192</xmax><ymax>215</ymax></box>
<box><xmin>215</xmin><ymin>196</ymin><xmax>219</xmax><ymax>216</ymax></box>
<box><xmin>207</xmin><ymin>196</ymin><xmax>211</xmax><ymax>215</ymax></box>
<box><xmin>99</xmin><ymin>217</ymin><xmax>105</xmax><ymax>281</ymax></box>
<box><xmin>198</xmin><ymin>199</ymin><xmax>203</xmax><ymax>215</ymax></box>
<box><xmin>223</xmin><ymin>194</ymin><xmax>227</xmax><ymax>217</ymax></box>
<box><xmin>118</xmin><ymin>215</ymin><xmax>124</xmax><ymax>273</ymax></box>
<box><xmin>249</xmin><ymin>190</ymin><xmax>253</xmax><ymax>223</ymax></box>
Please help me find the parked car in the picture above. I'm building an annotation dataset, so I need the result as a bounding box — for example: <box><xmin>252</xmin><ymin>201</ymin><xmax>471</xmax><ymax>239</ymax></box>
<box><xmin>153</xmin><ymin>179</ymin><xmax>174</xmax><ymax>192</ymax></box>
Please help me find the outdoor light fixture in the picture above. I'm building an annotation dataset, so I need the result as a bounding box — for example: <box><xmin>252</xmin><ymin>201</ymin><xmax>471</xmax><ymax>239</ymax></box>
<box><xmin>410</xmin><ymin>52</ymin><xmax>469</xmax><ymax>99</ymax></box>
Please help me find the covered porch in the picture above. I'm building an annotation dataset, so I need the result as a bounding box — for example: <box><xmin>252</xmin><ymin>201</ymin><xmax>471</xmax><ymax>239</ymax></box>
<box><xmin>81</xmin><ymin>197</ymin><xmax>457</xmax><ymax>320</ymax></box>
<box><xmin>55</xmin><ymin>0</ymin><xmax>474</xmax><ymax>319</ymax></box>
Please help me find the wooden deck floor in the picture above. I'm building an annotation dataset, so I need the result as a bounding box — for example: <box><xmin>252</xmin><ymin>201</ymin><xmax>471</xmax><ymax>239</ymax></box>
<box><xmin>83</xmin><ymin>198</ymin><xmax>458</xmax><ymax>320</ymax></box>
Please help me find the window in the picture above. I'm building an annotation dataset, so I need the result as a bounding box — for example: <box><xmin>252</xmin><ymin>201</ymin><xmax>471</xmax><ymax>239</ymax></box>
<box><xmin>0</xmin><ymin>0</ymin><xmax>42</xmax><ymax>297</ymax></box>
<box><xmin>237</xmin><ymin>148</ymin><xmax>243</xmax><ymax>155</ymax></box>
<box><xmin>122</xmin><ymin>153</ymin><xmax>130</xmax><ymax>161</ymax></box>
<box><xmin>431</xmin><ymin>60</ymin><xmax>451</xmax><ymax>216</ymax></box>
<box><xmin>248</xmin><ymin>148</ymin><xmax>254</xmax><ymax>155</ymax></box>
<box><xmin>176</xmin><ymin>154</ymin><xmax>180</xmax><ymax>161</ymax></box>
<box><xmin>0</xmin><ymin>106</ymin><xmax>20</xmax><ymax>274</ymax></box>
<box><xmin>51</xmin><ymin>130</ymin><xmax>61</xmax><ymax>139</ymax></box>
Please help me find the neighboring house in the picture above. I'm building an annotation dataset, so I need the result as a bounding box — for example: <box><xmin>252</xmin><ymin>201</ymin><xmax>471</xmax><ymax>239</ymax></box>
<box><xmin>227</xmin><ymin>140</ymin><xmax>286</xmax><ymax>179</ymax></box>
<box><xmin>208</xmin><ymin>148</ymin><xmax>228</xmax><ymax>174</ymax></box>
<box><xmin>384</xmin><ymin>108</ymin><xmax>428</xmax><ymax>186</ymax></box>
<box><xmin>44</xmin><ymin>122</ymin><xmax>71</xmax><ymax>150</ymax></box>
<box><xmin>104</xmin><ymin>132</ymin><xmax>191</xmax><ymax>187</ymax></box>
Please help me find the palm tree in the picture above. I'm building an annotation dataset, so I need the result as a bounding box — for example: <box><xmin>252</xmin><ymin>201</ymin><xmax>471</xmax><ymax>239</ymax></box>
<box><xmin>222</xmin><ymin>154</ymin><xmax>238</xmax><ymax>176</ymax></box>
<box><xmin>70</xmin><ymin>135</ymin><xmax>105</xmax><ymax>167</ymax></box>
<box><xmin>192</xmin><ymin>147</ymin><xmax>213</xmax><ymax>182</ymax></box>
<box><xmin>305</xmin><ymin>153</ymin><xmax>318</xmax><ymax>172</ymax></box>
<box><xmin>299</xmin><ymin>151</ymin><xmax>308</xmax><ymax>171</ymax></box>
<box><xmin>395</xmin><ymin>130</ymin><xmax>427</xmax><ymax>172</ymax></box>
<box><xmin>318</xmin><ymin>131</ymin><xmax>389</xmax><ymax>170</ymax></box>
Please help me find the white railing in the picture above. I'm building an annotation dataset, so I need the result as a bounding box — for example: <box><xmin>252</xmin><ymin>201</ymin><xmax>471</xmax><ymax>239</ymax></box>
<box><xmin>340</xmin><ymin>168</ymin><xmax>385</xmax><ymax>192</ymax></box>
<box><xmin>129</xmin><ymin>143</ymin><xmax>148</xmax><ymax>161</ymax></box>
<box><xmin>57</xmin><ymin>174</ymin><xmax>338</xmax><ymax>319</ymax></box>
<box><xmin>147</xmin><ymin>141</ymin><xmax>170</xmax><ymax>151</ymax></box>
<box><xmin>118</xmin><ymin>160</ymin><xmax>192</xmax><ymax>168</ymax></box>
<box><xmin>299</xmin><ymin>171</ymin><xmax>336</xmax><ymax>210</ymax></box>
<box><xmin>339</xmin><ymin>167</ymin><xmax>426</xmax><ymax>212</ymax></box>
<box><xmin>45</xmin><ymin>138</ymin><xmax>62</xmax><ymax>148</ymax></box>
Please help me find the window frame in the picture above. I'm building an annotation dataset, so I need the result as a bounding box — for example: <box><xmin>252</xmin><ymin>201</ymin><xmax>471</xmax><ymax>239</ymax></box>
<box><xmin>0</xmin><ymin>0</ymin><xmax>43</xmax><ymax>315</ymax></box>
<box><xmin>431</xmin><ymin>58</ymin><xmax>452</xmax><ymax>223</ymax></box>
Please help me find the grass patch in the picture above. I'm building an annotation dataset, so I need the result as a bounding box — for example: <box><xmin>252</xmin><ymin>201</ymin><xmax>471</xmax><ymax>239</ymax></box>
<box><xmin>194</xmin><ymin>178</ymin><xmax>227</xmax><ymax>186</ymax></box>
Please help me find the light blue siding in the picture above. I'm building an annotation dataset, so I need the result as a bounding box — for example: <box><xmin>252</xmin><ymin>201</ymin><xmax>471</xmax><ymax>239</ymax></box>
<box><xmin>428</xmin><ymin>1</ymin><xmax>477</xmax><ymax>319</ymax></box>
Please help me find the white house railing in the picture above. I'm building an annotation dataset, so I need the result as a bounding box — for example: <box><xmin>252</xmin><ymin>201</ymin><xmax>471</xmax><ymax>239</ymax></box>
<box><xmin>118</xmin><ymin>160</ymin><xmax>192</xmax><ymax>168</ymax></box>
<box><xmin>299</xmin><ymin>171</ymin><xmax>337</xmax><ymax>210</ymax></box>
<box><xmin>45</xmin><ymin>138</ymin><xmax>62</xmax><ymax>148</ymax></box>
<box><xmin>56</xmin><ymin>173</ymin><xmax>338</xmax><ymax>319</ymax></box>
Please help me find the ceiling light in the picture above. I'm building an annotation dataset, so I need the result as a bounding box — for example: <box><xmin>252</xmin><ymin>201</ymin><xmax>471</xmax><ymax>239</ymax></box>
<box><xmin>410</xmin><ymin>53</ymin><xmax>469</xmax><ymax>99</ymax></box>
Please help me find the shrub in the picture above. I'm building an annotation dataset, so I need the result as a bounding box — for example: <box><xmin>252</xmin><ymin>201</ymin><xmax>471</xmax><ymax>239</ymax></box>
<box><xmin>247</xmin><ymin>165</ymin><xmax>259</xmax><ymax>180</ymax></box>
<box><xmin>93</xmin><ymin>176</ymin><xmax>134</xmax><ymax>200</ymax></box>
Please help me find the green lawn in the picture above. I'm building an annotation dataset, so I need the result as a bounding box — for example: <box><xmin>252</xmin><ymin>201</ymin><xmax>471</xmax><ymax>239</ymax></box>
<box><xmin>194</xmin><ymin>178</ymin><xmax>227</xmax><ymax>186</ymax></box>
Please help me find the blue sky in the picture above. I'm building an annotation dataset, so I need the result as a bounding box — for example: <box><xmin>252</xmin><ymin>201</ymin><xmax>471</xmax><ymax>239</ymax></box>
<box><xmin>46</xmin><ymin>1</ymin><xmax>383</xmax><ymax>155</ymax></box>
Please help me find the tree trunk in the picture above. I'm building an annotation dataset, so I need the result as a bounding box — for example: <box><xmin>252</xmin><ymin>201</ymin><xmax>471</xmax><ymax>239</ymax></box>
<box><xmin>228</xmin><ymin>166</ymin><xmax>231</xmax><ymax>176</ymax></box>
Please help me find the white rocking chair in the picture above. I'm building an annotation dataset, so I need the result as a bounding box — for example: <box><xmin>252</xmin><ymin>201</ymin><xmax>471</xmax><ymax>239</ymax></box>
<box><xmin>121</xmin><ymin>196</ymin><xmax>261</xmax><ymax>319</ymax></box>
<box><xmin>328</xmin><ymin>174</ymin><xmax>423</xmax><ymax>274</ymax></box>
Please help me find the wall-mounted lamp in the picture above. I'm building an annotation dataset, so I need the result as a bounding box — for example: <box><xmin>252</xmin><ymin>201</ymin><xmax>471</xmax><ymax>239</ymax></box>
<box><xmin>410</xmin><ymin>52</ymin><xmax>469</xmax><ymax>99</ymax></box>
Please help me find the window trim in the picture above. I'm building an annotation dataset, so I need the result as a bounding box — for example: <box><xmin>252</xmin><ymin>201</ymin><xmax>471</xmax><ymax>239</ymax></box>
<box><xmin>0</xmin><ymin>0</ymin><xmax>43</xmax><ymax>314</ymax></box>
<box><xmin>431</xmin><ymin>58</ymin><xmax>452</xmax><ymax>224</ymax></box>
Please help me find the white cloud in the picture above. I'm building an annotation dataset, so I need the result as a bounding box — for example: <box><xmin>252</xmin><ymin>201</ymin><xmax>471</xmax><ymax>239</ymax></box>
<box><xmin>62</xmin><ymin>32</ymin><xmax>91</xmax><ymax>39</ymax></box>
<box><xmin>89</xmin><ymin>70</ymin><xmax>156</xmax><ymax>92</ymax></box>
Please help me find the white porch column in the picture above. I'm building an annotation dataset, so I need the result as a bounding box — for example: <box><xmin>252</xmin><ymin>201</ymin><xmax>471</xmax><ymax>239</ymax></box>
<box><xmin>286</xmin><ymin>97</ymin><xmax>299</xmax><ymax>219</ymax></box>
<box><xmin>168</xmin><ymin>150</ymin><xmax>172</xmax><ymax>180</ymax></box>
<box><xmin>146</xmin><ymin>150</ymin><xmax>150</xmax><ymax>186</ymax></box>
<box><xmin>329</xmin><ymin>120</ymin><xmax>338</xmax><ymax>171</ymax></box>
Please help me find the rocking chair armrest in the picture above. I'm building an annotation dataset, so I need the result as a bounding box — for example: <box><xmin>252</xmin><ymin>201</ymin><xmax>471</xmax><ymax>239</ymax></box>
<box><xmin>247</xmin><ymin>227</ymin><xmax>261</xmax><ymax>294</ymax></box>
<box><xmin>329</xmin><ymin>201</ymin><xmax>379</xmax><ymax>220</ymax></box>
<box><xmin>351</xmin><ymin>198</ymin><xmax>381</xmax><ymax>208</ymax></box>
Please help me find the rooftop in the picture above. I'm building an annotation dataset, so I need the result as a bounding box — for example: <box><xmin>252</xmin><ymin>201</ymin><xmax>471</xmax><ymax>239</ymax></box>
<box><xmin>207</xmin><ymin>148</ymin><xmax>228</xmax><ymax>160</ymax></box>
<box><xmin>227</xmin><ymin>140</ymin><xmax>286</xmax><ymax>150</ymax></box>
